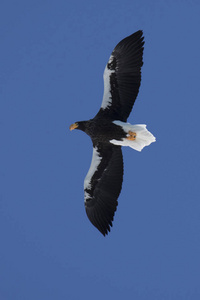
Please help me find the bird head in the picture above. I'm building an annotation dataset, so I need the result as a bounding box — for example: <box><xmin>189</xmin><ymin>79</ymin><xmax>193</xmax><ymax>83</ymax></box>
<box><xmin>69</xmin><ymin>121</ymin><xmax>88</xmax><ymax>133</ymax></box>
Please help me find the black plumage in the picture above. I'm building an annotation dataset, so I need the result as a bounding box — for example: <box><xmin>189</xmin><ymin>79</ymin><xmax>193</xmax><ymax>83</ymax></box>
<box><xmin>70</xmin><ymin>30</ymin><xmax>155</xmax><ymax>236</ymax></box>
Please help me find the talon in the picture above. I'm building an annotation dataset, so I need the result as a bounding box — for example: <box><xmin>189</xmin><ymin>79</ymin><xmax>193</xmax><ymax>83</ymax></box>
<box><xmin>127</xmin><ymin>131</ymin><xmax>137</xmax><ymax>140</ymax></box>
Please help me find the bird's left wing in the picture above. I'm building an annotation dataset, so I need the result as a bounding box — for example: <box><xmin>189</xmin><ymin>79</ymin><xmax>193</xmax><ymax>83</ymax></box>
<box><xmin>84</xmin><ymin>143</ymin><xmax>123</xmax><ymax>236</ymax></box>
<box><xmin>95</xmin><ymin>30</ymin><xmax>144</xmax><ymax>122</ymax></box>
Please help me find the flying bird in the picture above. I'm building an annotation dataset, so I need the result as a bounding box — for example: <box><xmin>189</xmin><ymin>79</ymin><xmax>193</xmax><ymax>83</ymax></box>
<box><xmin>70</xmin><ymin>30</ymin><xmax>156</xmax><ymax>236</ymax></box>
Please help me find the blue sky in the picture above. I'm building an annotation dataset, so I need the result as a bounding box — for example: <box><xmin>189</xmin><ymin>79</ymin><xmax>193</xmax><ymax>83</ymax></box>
<box><xmin>1</xmin><ymin>0</ymin><xmax>200</xmax><ymax>299</ymax></box>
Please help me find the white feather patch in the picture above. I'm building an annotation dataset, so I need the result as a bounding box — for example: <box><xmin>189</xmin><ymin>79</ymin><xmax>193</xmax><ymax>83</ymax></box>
<box><xmin>101</xmin><ymin>55</ymin><xmax>115</xmax><ymax>109</ymax></box>
<box><xmin>110</xmin><ymin>121</ymin><xmax>156</xmax><ymax>152</ymax></box>
<box><xmin>84</xmin><ymin>147</ymin><xmax>102</xmax><ymax>198</ymax></box>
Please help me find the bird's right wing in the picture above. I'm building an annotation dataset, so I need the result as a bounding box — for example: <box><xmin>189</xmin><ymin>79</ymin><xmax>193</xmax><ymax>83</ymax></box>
<box><xmin>84</xmin><ymin>143</ymin><xmax>123</xmax><ymax>236</ymax></box>
<box><xmin>95</xmin><ymin>30</ymin><xmax>144</xmax><ymax>122</ymax></box>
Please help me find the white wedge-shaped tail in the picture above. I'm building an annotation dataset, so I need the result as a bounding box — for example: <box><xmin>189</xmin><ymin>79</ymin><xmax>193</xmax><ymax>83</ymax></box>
<box><xmin>110</xmin><ymin>121</ymin><xmax>156</xmax><ymax>152</ymax></box>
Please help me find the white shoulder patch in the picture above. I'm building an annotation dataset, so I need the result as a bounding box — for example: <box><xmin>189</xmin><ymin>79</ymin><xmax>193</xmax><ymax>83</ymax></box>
<box><xmin>110</xmin><ymin>121</ymin><xmax>156</xmax><ymax>152</ymax></box>
<box><xmin>84</xmin><ymin>147</ymin><xmax>102</xmax><ymax>201</ymax></box>
<box><xmin>101</xmin><ymin>55</ymin><xmax>115</xmax><ymax>110</ymax></box>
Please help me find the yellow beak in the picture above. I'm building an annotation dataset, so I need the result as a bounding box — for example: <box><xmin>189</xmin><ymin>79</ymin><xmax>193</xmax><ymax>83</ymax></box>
<box><xmin>69</xmin><ymin>123</ymin><xmax>78</xmax><ymax>131</ymax></box>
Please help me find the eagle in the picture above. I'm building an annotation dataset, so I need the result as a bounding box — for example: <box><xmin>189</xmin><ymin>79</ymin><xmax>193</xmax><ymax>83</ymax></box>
<box><xmin>70</xmin><ymin>30</ymin><xmax>156</xmax><ymax>236</ymax></box>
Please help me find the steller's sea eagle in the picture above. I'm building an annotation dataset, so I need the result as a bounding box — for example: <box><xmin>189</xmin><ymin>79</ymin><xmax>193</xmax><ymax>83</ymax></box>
<box><xmin>70</xmin><ymin>30</ymin><xmax>156</xmax><ymax>236</ymax></box>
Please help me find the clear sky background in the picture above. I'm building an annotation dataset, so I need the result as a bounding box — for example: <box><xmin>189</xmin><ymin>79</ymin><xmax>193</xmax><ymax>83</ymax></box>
<box><xmin>1</xmin><ymin>0</ymin><xmax>200</xmax><ymax>299</ymax></box>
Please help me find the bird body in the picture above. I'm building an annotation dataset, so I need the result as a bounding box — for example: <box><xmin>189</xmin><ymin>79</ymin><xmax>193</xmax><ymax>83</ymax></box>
<box><xmin>70</xmin><ymin>30</ymin><xmax>156</xmax><ymax>236</ymax></box>
<box><xmin>71</xmin><ymin>119</ymin><xmax>126</xmax><ymax>144</ymax></box>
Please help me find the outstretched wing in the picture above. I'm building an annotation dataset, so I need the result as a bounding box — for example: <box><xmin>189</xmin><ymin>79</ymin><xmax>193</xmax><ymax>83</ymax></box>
<box><xmin>95</xmin><ymin>30</ymin><xmax>144</xmax><ymax>122</ymax></box>
<box><xmin>84</xmin><ymin>143</ymin><xmax>123</xmax><ymax>236</ymax></box>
